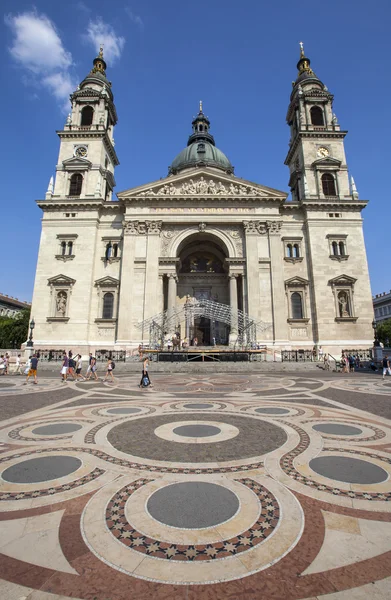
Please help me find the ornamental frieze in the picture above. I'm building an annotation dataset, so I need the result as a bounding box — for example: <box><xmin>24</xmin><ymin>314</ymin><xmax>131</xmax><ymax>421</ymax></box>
<box><xmin>123</xmin><ymin>220</ymin><xmax>162</xmax><ymax>235</ymax></box>
<box><xmin>138</xmin><ymin>176</ymin><xmax>268</xmax><ymax>197</ymax></box>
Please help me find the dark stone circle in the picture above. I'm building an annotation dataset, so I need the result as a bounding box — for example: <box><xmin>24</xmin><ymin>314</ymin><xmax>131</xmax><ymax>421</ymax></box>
<box><xmin>107</xmin><ymin>413</ymin><xmax>287</xmax><ymax>462</ymax></box>
<box><xmin>255</xmin><ymin>408</ymin><xmax>290</xmax><ymax>415</ymax></box>
<box><xmin>312</xmin><ymin>423</ymin><xmax>363</xmax><ymax>436</ymax></box>
<box><xmin>147</xmin><ymin>482</ymin><xmax>239</xmax><ymax>528</ymax></box>
<box><xmin>173</xmin><ymin>424</ymin><xmax>221</xmax><ymax>438</ymax></box>
<box><xmin>106</xmin><ymin>408</ymin><xmax>142</xmax><ymax>415</ymax></box>
<box><xmin>2</xmin><ymin>456</ymin><xmax>82</xmax><ymax>483</ymax></box>
<box><xmin>32</xmin><ymin>423</ymin><xmax>83</xmax><ymax>435</ymax></box>
<box><xmin>183</xmin><ymin>403</ymin><xmax>213</xmax><ymax>409</ymax></box>
<box><xmin>309</xmin><ymin>455</ymin><xmax>388</xmax><ymax>484</ymax></box>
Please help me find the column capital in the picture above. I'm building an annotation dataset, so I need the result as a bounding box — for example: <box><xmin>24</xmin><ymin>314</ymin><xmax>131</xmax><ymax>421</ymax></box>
<box><xmin>266</xmin><ymin>220</ymin><xmax>282</xmax><ymax>235</ymax></box>
<box><xmin>146</xmin><ymin>220</ymin><xmax>163</xmax><ymax>234</ymax></box>
<box><xmin>242</xmin><ymin>220</ymin><xmax>267</xmax><ymax>235</ymax></box>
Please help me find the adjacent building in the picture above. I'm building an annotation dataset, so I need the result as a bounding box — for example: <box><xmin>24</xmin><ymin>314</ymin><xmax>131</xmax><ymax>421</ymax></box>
<box><xmin>373</xmin><ymin>291</ymin><xmax>391</xmax><ymax>324</ymax></box>
<box><xmin>0</xmin><ymin>294</ymin><xmax>31</xmax><ymax>318</ymax></box>
<box><xmin>30</xmin><ymin>45</ymin><xmax>374</xmax><ymax>354</ymax></box>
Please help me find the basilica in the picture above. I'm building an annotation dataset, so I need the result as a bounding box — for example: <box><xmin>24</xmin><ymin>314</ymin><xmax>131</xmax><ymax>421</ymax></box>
<box><xmin>31</xmin><ymin>45</ymin><xmax>374</xmax><ymax>355</ymax></box>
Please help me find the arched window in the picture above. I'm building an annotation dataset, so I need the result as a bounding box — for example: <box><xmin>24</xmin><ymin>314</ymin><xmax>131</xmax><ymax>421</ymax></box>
<box><xmin>286</xmin><ymin>244</ymin><xmax>293</xmax><ymax>258</ymax></box>
<box><xmin>81</xmin><ymin>106</ymin><xmax>93</xmax><ymax>126</ymax></box>
<box><xmin>61</xmin><ymin>241</ymin><xmax>66</xmax><ymax>256</ymax></box>
<box><xmin>310</xmin><ymin>106</ymin><xmax>324</xmax><ymax>126</ymax></box>
<box><xmin>113</xmin><ymin>243</ymin><xmax>118</xmax><ymax>258</ymax></box>
<box><xmin>105</xmin><ymin>243</ymin><xmax>112</xmax><ymax>259</ymax></box>
<box><xmin>332</xmin><ymin>241</ymin><xmax>338</xmax><ymax>256</ymax></box>
<box><xmin>293</xmin><ymin>244</ymin><xmax>300</xmax><ymax>258</ymax></box>
<box><xmin>291</xmin><ymin>292</ymin><xmax>303</xmax><ymax>319</ymax></box>
<box><xmin>102</xmin><ymin>292</ymin><xmax>114</xmax><ymax>319</ymax></box>
<box><xmin>322</xmin><ymin>173</ymin><xmax>336</xmax><ymax>196</ymax></box>
<box><xmin>339</xmin><ymin>241</ymin><xmax>345</xmax><ymax>256</ymax></box>
<box><xmin>69</xmin><ymin>173</ymin><xmax>83</xmax><ymax>196</ymax></box>
<box><xmin>67</xmin><ymin>241</ymin><xmax>73</xmax><ymax>255</ymax></box>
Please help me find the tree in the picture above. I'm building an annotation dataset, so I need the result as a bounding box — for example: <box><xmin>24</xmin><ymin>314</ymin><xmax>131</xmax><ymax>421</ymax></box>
<box><xmin>0</xmin><ymin>309</ymin><xmax>31</xmax><ymax>349</ymax></box>
<box><xmin>376</xmin><ymin>319</ymin><xmax>391</xmax><ymax>346</ymax></box>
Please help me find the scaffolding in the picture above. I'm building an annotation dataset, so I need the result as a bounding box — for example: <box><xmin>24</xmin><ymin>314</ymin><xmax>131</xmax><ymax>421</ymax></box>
<box><xmin>136</xmin><ymin>298</ymin><xmax>272</xmax><ymax>349</ymax></box>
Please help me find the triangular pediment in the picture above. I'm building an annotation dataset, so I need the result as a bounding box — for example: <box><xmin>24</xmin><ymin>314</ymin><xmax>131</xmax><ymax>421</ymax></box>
<box><xmin>285</xmin><ymin>276</ymin><xmax>309</xmax><ymax>287</ymax></box>
<box><xmin>328</xmin><ymin>274</ymin><xmax>357</xmax><ymax>286</ymax></box>
<box><xmin>95</xmin><ymin>276</ymin><xmax>119</xmax><ymax>287</ymax></box>
<box><xmin>47</xmin><ymin>274</ymin><xmax>76</xmax><ymax>286</ymax></box>
<box><xmin>117</xmin><ymin>168</ymin><xmax>287</xmax><ymax>200</ymax></box>
<box><xmin>62</xmin><ymin>157</ymin><xmax>92</xmax><ymax>170</ymax></box>
<box><xmin>312</xmin><ymin>157</ymin><xmax>341</xmax><ymax>168</ymax></box>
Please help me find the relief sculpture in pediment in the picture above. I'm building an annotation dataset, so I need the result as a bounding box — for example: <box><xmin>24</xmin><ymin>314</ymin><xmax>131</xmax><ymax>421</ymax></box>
<box><xmin>139</xmin><ymin>176</ymin><xmax>266</xmax><ymax>197</ymax></box>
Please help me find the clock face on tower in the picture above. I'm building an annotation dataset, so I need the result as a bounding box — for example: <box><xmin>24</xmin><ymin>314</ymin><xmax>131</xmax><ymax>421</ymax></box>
<box><xmin>317</xmin><ymin>147</ymin><xmax>330</xmax><ymax>158</ymax></box>
<box><xmin>74</xmin><ymin>146</ymin><xmax>88</xmax><ymax>158</ymax></box>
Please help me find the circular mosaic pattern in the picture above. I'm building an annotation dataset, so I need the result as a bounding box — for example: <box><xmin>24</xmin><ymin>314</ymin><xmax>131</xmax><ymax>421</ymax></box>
<box><xmin>2</xmin><ymin>456</ymin><xmax>82</xmax><ymax>484</ymax></box>
<box><xmin>172</xmin><ymin>424</ymin><xmax>221</xmax><ymax>438</ymax></box>
<box><xmin>147</xmin><ymin>482</ymin><xmax>240</xmax><ymax>528</ymax></box>
<box><xmin>108</xmin><ymin>413</ymin><xmax>287</xmax><ymax>462</ymax></box>
<box><xmin>312</xmin><ymin>423</ymin><xmax>363</xmax><ymax>436</ymax></box>
<box><xmin>255</xmin><ymin>407</ymin><xmax>290</xmax><ymax>415</ymax></box>
<box><xmin>31</xmin><ymin>423</ymin><xmax>83</xmax><ymax>435</ymax></box>
<box><xmin>106</xmin><ymin>408</ymin><xmax>142</xmax><ymax>415</ymax></box>
<box><xmin>183</xmin><ymin>403</ymin><xmax>213</xmax><ymax>409</ymax></box>
<box><xmin>309</xmin><ymin>455</ymin><xmax>388</xmax><ymax>485</ymax></box>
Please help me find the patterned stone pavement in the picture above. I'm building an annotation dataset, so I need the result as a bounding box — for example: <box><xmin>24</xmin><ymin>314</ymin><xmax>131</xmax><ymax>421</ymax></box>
<box><xmin>0</xmin><ymin>372</ymin><xmax>390</xmax><ymax>599</ymax></box>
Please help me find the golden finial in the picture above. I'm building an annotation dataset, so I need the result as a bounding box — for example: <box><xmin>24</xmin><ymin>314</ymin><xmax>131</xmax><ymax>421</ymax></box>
<box><xmin>299</xmin><ymin>41</ymin><xmax>304</xmax><ymax>58</ymax></box>
<box><xmin>99</xmin><ymin>44</ymin><xmax>104</xmax><ymax>59</ymax></box>
<box><xmin>199</xmin><ymin>100</ymin><xmax>203</xmax><ymax>113</ymax></box>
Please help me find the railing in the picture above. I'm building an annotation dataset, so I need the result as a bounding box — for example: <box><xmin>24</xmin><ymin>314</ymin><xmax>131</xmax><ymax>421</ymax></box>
<box><xmin>36</xmin><ymin>349</ymin><xmax>66</xmax><ymax>362</ymax></box>
<box><xmin>281</xmin><ymin>350</ymin><xmax>313</xmax><ymax>362</ymax></box>
<box><xmin>342</xmin><ymin>348</ymin><xmax>372</xmax><ymax>360</ymax></box>
<box><xmin>95</xmin><ymin>350</ymin><xmax>126</xmax><ymax>362</ymax></box>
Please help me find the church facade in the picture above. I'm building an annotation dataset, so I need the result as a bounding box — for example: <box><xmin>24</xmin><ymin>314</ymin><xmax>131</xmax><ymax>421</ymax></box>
<box><xmin>31</xmin><ymin>46</ymin><xmax>374</xmax><ymax>355</ymax></box>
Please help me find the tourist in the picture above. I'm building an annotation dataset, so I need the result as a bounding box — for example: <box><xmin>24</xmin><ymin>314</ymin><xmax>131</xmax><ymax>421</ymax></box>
<box><xmin>0</xmin><ymin>355</ymin><xmax>5</xmax><ymax>376</ymax></box>
<box><xmin>348</xmin><ymin>354</ymin><xmax>355</xmax><ymax>373</ymax></box>
<box><xmin>341</xmin><ymin>353</ymin><xmax>349</xmax><ymax>373</ymax></box>
<box><xmin>87</xmin><ymin>356</ymin><xmax>99</xmax><ymax>381</ymax></box>
<box><xmin>85</xmin><ymin>353</ymin><xmax>93</xmax><ymax>378</ymax></box>
<box><xmin>13</xmin><ymin>354</ymin><xmax>23</xmax><ymax>375</ymax></box>
<box><xmin>382</xmin><ymin>355</ymin><xmax>391</xmax><ymax>380</ymax></box>
<box><xmin>318</xmin><ymin>346</ymin><xmax>324</xmax><ymax>361</ymax></box>
<box><xmin>61</xmin><ymin>352</ymin><xmax>69</xmax><ymax>382</ymax></box>
<box><xmin>139</xmin><ymin>355</ymin><xmax>152</xmax><ymax>389</ymax></box>
<box><xmin>103</xmin><ymin>358</ymin><xmax>115</xmax><ymax>383</ymax></box>
<box><xmin>25</xmin><ymin>353</ymin><xmax>39</xmax><ymax>385</ymax></box>
<box><xmin>68</xmin><ymin>351</ymin><xmax>76</xmax><ymax>380</ymax></box>
<box><xmin>75</xmin><ymin>354</ymin><xmax>85</xmax><ymax>380</ymax></box>
<box><xmin>193</xmin><ymin>336</ymin><xmax>198</xmax><ymax>347</ymax></box>
<box><xmin>4</xmin><ymin>353</ymin><xmax>10</xmax><ymax>374</ymax></box>
<box><xmin>138</xmin><ymin>344</ymin><xmax>143</xmax><ymax>359</ymax></box>
<box><xmin>323</xmin><ymin>353</ymin><xmax>330</xmax><ymax>371</ymax></box>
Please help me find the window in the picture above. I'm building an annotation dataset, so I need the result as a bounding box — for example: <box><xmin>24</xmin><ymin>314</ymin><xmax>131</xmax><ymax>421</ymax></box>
<box><xmin>81</xmin><ymin>106</ymin><xmax>93</xmax><ymax>126</ymax></box>
<box><xmin>322</xmin><ymin>173</ymin><xmax>337</xmax><ymax>196</ymax></box>
<box><xmin>56</xmin><ymin>234</ymin><xmax>77</xmax><ymax>261</ymax></box>
<box><xmin>283</xmin><ymin>238</ymin><xmax>303</xmax><ymax>262</ymax></box>
<box><xmin>327</xmin><ymin>235</ymin><xmax>348</xmax><ymax>260</ymax></box>
<box><xmin>102</xmin><ymin>292</ymin><xmax>114</xmax><ymax>319</ymax></box>
<box><xmin>61</xmin><ymin>241</ymin><xmax>66</xmax><ymax>256</ymax></box>
<box><xmin>310</xmin><ymin>106</ymin><xmax>324</xmax><ymax>126</ymax></box>
<box><xmin>332</xmin><ymin>241</ymin><xmax>338</xmax><ymax>256</ymax></box>
<box><xmin>69</xmin><ymin>173</ymin><xmax>83</xmax><ymax>196</ymax></box>
<box><xmin>102</xmin><ymin>238</ymin><xmax>121</xmax><ymax>262</ymax></box>
<box><xmin>286</xmin><ymin>244</ymin><xmax>293</xmax><ymax>258</ymax></box>
<box><xmin>338</xmin><ymin>241</ymin><xmax>345</xmax><ymax>256</ymax></box>
<box><xmin>291</xmin><ymin>292</ymin><xmax>303</xmax><ymax>319</ymax></box>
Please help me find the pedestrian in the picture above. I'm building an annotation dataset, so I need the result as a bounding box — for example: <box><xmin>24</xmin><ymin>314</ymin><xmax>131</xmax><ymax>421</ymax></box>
<box><xmin>14</xmin><ymin>354</ymin><xmax>23</xmax><ymax>375</ymax></box>
<box><xmin>382</xmin><ymin>355</ymin><xmax>391</xmax><ymax>380</ymax></box>
<box><xmin>355</xmin><ymin>355</ymin><xmax>360</xmax><ymax>369</ymax></box>
<box><xmin>61</xmin><ymin>352</ymin><xmax>69</xmax><ymax>382</ymax></box>
<box><xmin>85</xmin><ymin>353</ymin><xmax>93</xmax><ymax>378</ymax></box>
<box><xmin>139</xmin><ymin>355</ymin><xmax>152</xmax><ymax>389</ymax></box>
<box><xmin>25</xmin><ymin>353</ymin><xmax>39</xmax><ymax>385</ymax></box>
<box><xmin>87</xmin><ymin>356</ymin><xmax>99</xmax><ymax>381</ymax></box>
<box><xmin>75</xmin><ymin>354</ymin><xmax>85</xmax><ymax>380</ymax></box>
<box><xmin>318</xmin><ymin>346</ymin><xmax>324</xmax><ymax>361</ymax></box>
<box><xmin>323</xmin><ymin>353</ymin><xmax>330</xmax><ymax>371</ymax></box>
<box><xmin>348</xmin><ymin>354</ymin><xmax>355</xmax><ymax>373</ymax></box>
<box><xmin>0</xmin><ymin>355</ymin><xmax>5</xmax><ymax>376</ymax></box>
<box><xmin>341</xmin><ymin>353</ymin><xmax>349</xmax><ymax>373</ymax></box>
<box><xmin>68</xmin><ymin>351</ymin><xmax>76</xmax><ymax>380</ymax></box>
<box><xmin>4</xmin><ymin>353</ymin><xmax>10</xmax><ymax>375</ymax></box>
<box><xmin>103</xmin><ymin>358</ymin><xmax>115</xmax><ymax>383</ymax></box>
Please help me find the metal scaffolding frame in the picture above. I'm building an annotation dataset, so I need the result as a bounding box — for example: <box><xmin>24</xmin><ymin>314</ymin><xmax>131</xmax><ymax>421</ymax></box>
<box><xmin>136</xmin><ymin>298</ymin><xmax>272</xmax><ymax>349</ymax></box>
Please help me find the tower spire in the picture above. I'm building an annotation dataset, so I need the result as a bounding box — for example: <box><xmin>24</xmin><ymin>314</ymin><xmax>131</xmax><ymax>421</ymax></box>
<box><xmin>296</xmin><ymin>42</ymin><xmax>316</xmax><ymax>79</ymax></box>
<box><xmin>91</xmin><ymin>45</ymin><xmax>107</xmax><ymax>76</ymax></box>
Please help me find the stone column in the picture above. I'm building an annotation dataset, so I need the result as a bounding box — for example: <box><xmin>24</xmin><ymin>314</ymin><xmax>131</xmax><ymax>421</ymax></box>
<box><xmin>229</xmin><ymin>274</ymin><xmax>238</xmax><ymax>345</ymax></box>
<box><xmin>267</xmin><ymin>220</ymin><xmax>289</xmax><ymax>345</ymax></box>
<box><xmin>116</xmin><ymin>222</ymin><xmax>137</xmax><ymax>345</ymax></box>
<box><xmin>144</xmin><ymin>221</ymin><xmax>162</xmax><ymax>324</ymax></box>
<box><xmin>167</xmin><ymin>273</ymin><xmax>177</xmax><ymax>332</ymax></box>
<box><xmin>243</xmin><ymin>221</ymin><xmax>262</xmax><ymax>324</ymax></box>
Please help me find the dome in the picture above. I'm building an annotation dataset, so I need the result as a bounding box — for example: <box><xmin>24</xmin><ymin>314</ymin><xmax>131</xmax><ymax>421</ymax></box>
<box><xmin>170</xmin><ymin>141</ymin><xmax>233</xmax><ymax>174</ymax></box>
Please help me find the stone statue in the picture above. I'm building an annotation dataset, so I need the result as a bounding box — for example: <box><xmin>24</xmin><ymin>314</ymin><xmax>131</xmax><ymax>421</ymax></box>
<box><xmin>56</xmin><ymin>292</ymin><xmax>67</xmax><ymax>316</ymax></box>
<box><xmin>239</xmin><ymin>185</ymin><xmax>248</xmax><ymax>195</ymax></box>
<box><xmin>332</xmin><ymin>113</ymin><xmax>339</xmax><ymax>125</ymax></box>
<box><xmin>187</xmin><ymin>179</ymin><xmax>197</xmax><ymax>194</ymax></box>
<box><xmin>208</xmin><ymin>179</ymin><xmax>217</xmax><ymax>194</ymax></box>
<box><xmin>338</xmin><ymin>293</ymin><xmax>349</xmax><ymax>317</ymax></box>
<box><xmin>66</xmin><ymin>113</ymin><xmax>72</xmax><ymax>126</ymax></box>
<box><xmin>198</xmin><ymin>177</ymin><xmax>208</xmax><ymax>194</ymax></box>
<box><xmin>217</xmin><ymin>182</ymin><xmax>226</xmax><ymax>194</ymax></box>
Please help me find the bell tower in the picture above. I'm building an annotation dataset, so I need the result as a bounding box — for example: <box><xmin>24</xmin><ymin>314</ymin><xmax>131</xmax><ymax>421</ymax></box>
<box><xmin>285</xmin><ymin>43</ymin><xmax>356</xmax><ymax>203</ymax></box>
<box><xmin>47</xmin><ymin>47</ymin><xmax>119</xmax><ymax>203</ymax></box>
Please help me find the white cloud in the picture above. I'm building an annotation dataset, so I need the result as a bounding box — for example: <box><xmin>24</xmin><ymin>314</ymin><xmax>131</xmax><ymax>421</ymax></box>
<box><xmin>125</xmin><ymin>7</ymin><xmax>144</xmax><ymax>30</ymax></box>
<box><xmin>5</xmin><ymin>10</ymin><xmax>76</xmax><ymax>112</ymax></box>
<box><xmin>85</xmin><ymin>18</ymin><xmax>125</xmax><ymax>64</ymax></box>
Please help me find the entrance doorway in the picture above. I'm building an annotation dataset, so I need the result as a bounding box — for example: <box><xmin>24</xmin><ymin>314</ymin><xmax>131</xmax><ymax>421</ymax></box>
<box><xmin>190</xmin><ymin>317</ymin><xmax>230</xmax><ymax>346</ymax></box>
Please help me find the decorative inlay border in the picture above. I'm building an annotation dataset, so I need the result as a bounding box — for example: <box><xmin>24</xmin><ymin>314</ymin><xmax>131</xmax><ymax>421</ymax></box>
<box><xmin>106</xmin><ymin>478</ymin><xmax>279</xmax><ymax>561</ymax></box>
<box><xmin>0</xmin><ymin>447</ymin><xmax>264</xmax><ymax>475</ymax></box>
<box><xmin>278</xmin><ymin>420</ymin><xmax>391</xmax><ymax>501</ymax></box>
<box><xmin>0</xmin><ymin>467</ymin><xmax>105</xmax><ymax>501</ymax></box>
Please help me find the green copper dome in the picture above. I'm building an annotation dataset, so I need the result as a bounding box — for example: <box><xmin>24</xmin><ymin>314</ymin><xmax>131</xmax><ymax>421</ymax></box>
<box><xmin>169</xmin><ymin>103</ymin><xmax>234</xmax><ymax>175</ymax></box>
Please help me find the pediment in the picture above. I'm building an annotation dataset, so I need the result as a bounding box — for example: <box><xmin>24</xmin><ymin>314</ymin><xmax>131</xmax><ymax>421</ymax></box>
<box><xmin>312</xmin><ymin>157</ymin><xmax>341</xmax><ymax>168</ymax></box>
<box><xmin>117</xmin><ymin>168</ymin><xmax>287</xmax><ymax>200</ymax></box>
<box><xmin>95</xmin><ymin>276</ymin><xmax>119</xmax><ymax>287</ymax></box>
<box><xmin>47</xmin><ymin>274</ymin><xmax>76</xmax><ymax>286</ymax></box>
<box><xmin>62</xmin><ymin>157</ymin><xmax>92</xmax><ymax>170</ymax></box>
<box><xmin>285</xmin><ymin>276</ymin><xmax>309</xmax><ymax>287</ymax></box>
<box><xmin>328</xmin><ymin>274</ymin><xmax>357</xmax><ymax>286</ymax></box>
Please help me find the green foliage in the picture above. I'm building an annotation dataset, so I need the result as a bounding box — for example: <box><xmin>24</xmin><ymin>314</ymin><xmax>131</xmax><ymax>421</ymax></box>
<box><xmin>376</xmin><ymin>319</ymin><xmax>391</xmax><ymax>346</ymax></box>
<box><xmin>0</xmin><ymin>309</ymin><xmax>31</xmax><ymax>349</ymax></box>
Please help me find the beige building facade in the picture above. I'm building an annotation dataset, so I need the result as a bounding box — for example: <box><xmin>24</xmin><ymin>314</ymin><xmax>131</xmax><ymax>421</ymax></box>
<box><xmin>31</xmin><ymin>46</ymin><xmax>374</xmax><ymax>354</ymax></box>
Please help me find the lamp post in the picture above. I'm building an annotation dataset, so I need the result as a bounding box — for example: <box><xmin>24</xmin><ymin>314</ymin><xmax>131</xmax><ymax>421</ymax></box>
<box><xmin>26</xmin><ymin>318</ymin><xmax>35</xmax><ymax>348</ymax></box>
<box><xmin>372</xmin><ymin>319</ymin><xmax>380</xmax><ymax>347</ymax></box>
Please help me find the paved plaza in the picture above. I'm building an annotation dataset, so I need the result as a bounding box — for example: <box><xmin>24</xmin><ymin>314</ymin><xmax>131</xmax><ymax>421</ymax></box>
<box><xmin>0</xmin><ymin>371</ymin><xmax>390</xmax><ymax>599</ymax></box>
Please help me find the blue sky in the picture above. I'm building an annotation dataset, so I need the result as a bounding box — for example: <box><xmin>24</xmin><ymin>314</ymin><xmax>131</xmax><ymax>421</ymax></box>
<box><xmin>1</xmin><ymin>0</ymin><xmax>390</xmax><ymax>302</ymax></box>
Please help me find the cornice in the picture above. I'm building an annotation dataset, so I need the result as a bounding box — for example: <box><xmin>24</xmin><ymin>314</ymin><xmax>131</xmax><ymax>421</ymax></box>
<box><xmin>36</xmin><ymin>199</ymin><xmax>123</xmax><ymax>212</ymax></box>
<box><xmin>56</xmin><ymin>130</ymin><xmax>119</xmax><ymax>166</ymax></box>
<box><xmin>119</xmin><ymin>195</ymin><xmax>284</xmax><ymax>205</ymax></box>
<box><xmin>301</xmin><ymin>199</ymin><xmax>368</xmax><ymax>211</ymax></box>
<box><xmin>284</xmin><ymin>130</ymin><xmax>347</xmax><ymax>165</ymax></box>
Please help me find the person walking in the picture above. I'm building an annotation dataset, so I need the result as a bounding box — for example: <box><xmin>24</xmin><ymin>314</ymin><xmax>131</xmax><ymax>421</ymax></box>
<box><xmin>61</xmin><ymin>353</ymin><xmax>69</xmax><ymax>382</ymax></box>
<box><xmin>382</xmin><ymin>355</ymin><xmax>391</xmax><ymax>380</ymax></box>
<box><xmin>87</xmin><ymin>356</ymin><xmax>99</xmax><ymax>381</ymax></box>
<box><xmin>103</xmin><ymin>358</ymin><xmax>115</xmax><ymax>383</ymax></box>
<box><xmin>75</xmin><ymin>354</ymin><xmax>85</xmax><ymax>380</ymax></box>
<box><xmin>348</xmin><ymin>354</ymin><xmax>355</xmax><ymax>373</ymax></box>
<box><xmin>323</xmin><ymin>353</ymin><xmax>330</xmax><ymax>371</ymax></box>
<box><xmin>85</xmin><ymin>353</ymin><xmax>93</xmax><ymax>378</ymax></box>
<box><xmin>14</xmin><ymin>354</ymin><xmax>23</xmax><ymax>375</ymax></box>
<box><xmin>139</xmin><ymin>355</ymin><xmax>152</xmax><ymax>389</ymax></box>
<box><xmin>68</xmin><ymin>351</ymin><xmax>77</xmax><ymax>380</ymax></box>
<box><xmin>25</xmin><ymin>353</ymin><xmax>39</xmax><ymax>385</ymax></box>
<box><xmin>0</xmin><ymin>355</ymin><xmax>5</xmax><ymax>376</ymax></box>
